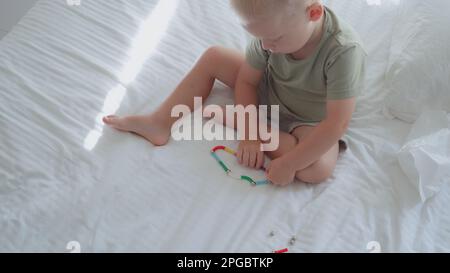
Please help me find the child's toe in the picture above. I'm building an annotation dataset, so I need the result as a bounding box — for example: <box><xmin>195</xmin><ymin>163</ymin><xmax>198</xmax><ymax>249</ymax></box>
<box><xmin>103</xmin><ymin>115</ymin><xmax>117</xmax><ymax>124</ymax></box>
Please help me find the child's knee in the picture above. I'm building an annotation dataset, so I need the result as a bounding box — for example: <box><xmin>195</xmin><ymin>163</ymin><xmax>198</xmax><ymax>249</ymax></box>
<box><xmin>195</xmin><ymin>47</ymin><xmax>220</xmax><ymax>71</ymax></box>
<box><xmin>202</xmin><ymin>46</ymin><xmax>226</xmax><ymax>64</ymax></box>
<box><xmin>203</xmin><ymin>46</ymin><xmax>218</xmax><ymax>57</ymax></box>
<box><xmin>295</xmin><ymin>161</ymin><xmax>334</xmax><ymax>184</ymax></box>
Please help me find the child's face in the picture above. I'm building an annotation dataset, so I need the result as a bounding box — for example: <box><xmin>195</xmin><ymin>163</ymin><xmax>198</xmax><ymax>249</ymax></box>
<box><xmin>241</xmin><ymin>8</ymin><xmax>317</xmax><ymax>54</ymax></box>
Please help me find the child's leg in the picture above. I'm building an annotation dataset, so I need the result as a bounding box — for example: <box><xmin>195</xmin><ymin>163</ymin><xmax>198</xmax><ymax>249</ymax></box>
<box><xmin>103</xmin><ymin>46</ymin><xmax>245</xmax><ymax>146</ymax></box>
<box><xmin>210</xmin><ymin>108</ymin><xmax>339</xmax><ymax>183</ymax></box>
<box><xmin>272</xmin><ymin>126</ymin><xmax>340</xmax><ymax>184</ymax></box>
<box><xmin>209</xmin><ymin>106</ymin><xmax>299</xmax><ymax>159</ymax></box>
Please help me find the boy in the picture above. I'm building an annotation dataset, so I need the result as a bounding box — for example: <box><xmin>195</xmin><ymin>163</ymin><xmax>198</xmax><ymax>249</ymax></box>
<box><xmin>103</xmin><ymin>0</ymin><xmax>366</xmax><ymax>186</ymax></box>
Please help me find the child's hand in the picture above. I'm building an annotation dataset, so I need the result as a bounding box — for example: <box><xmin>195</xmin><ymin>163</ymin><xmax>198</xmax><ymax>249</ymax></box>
<box><xmin>265</xmin><ymin>157</ymin><xmax>296</xmax><ymax>186</ymax></box>
<box><xmin>237</xmin><ymin>140</ymin><xmax>265</xmax><ymax>169</ymax></box>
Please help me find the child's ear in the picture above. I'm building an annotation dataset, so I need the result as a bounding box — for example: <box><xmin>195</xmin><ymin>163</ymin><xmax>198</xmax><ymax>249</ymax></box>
<box><xmin>307</xmin><ymin>4</ymin><xmax>324</xmax><ymax>22</ymax></box>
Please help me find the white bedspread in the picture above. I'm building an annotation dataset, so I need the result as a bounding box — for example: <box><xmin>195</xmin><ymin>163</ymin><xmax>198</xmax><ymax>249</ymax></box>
<box><xmin>1</xmin><ymin>0</ymin><xmax>449</xmax><ymax>252</ymax></box>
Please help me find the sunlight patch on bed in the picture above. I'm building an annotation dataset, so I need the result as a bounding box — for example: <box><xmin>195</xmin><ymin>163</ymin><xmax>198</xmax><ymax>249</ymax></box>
<box><xmin>83</xmin><ymin>0</ymin><xmax>179</xmax><ymax>151</ymax></box>
<box><xmin>365</xmin><ymin>0</ymin><xmax>401</xmax><ymax>5</ymax></box>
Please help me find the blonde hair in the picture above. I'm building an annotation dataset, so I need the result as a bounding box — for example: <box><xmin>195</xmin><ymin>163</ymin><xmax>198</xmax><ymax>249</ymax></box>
<box><xmin>230</xmin><ymin>0</ymin><xmax>316</xmax><ymax>20</ymax></box>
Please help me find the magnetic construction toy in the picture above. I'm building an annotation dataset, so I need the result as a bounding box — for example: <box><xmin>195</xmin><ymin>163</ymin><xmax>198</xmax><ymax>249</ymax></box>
<box><xmin>210</xmin><ymin>146</ymin><xmax>271</xmax><ymax>186</ymax></box>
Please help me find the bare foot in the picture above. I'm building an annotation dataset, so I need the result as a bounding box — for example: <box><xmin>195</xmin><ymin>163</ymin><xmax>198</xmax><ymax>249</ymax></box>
<box><xmin>103</xmin><ymin>114</ymin><xmax>171</xmax><ymax>146</ymax></box>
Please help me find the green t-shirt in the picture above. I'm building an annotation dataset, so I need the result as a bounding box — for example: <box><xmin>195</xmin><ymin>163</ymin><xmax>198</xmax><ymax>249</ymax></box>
<box><xmin>246</xmin><ymin>6</ymin><xmax>367</xmax><ymax>123</ymax></box>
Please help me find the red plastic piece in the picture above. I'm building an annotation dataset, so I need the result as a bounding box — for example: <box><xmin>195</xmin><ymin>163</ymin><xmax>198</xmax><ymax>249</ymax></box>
<box><xmin>273</xmin><ymin>248</ymin><xmax>289</xmax><ymax>254</ymax></box>
<box><xmin>212</xmin><ymin>146</ymin><xmax>226</xmax><ymax>152</ymax></box>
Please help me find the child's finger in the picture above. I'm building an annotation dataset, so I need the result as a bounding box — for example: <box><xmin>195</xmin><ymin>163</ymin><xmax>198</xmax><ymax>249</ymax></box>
<box><xmin>237</xmin><ymin>148</ymin><xmax>243</xmax><ymax>164</ymax></box>
<box><xmin>243</xmin><ymin>150</ymin><xmax>250</xmax><ymax>167</ymax></box>
<box><xmin>265</xmin><ymin>162</ymin><xmax>270</xmax><ymax>174</ymax></box>
<box><xmin>256</xmin><ymin>152</ymin><xmax>264</xmax><ymax>169</ymax></box>
<box><xmin>249</xmin><ymin>152</ymin><xmax>257</xmax><ymax>168</ymax></box>
<box><xmin>266</xmin><ymin>172</ymin><xmax>272</xmax><ymax>183</ymax></box>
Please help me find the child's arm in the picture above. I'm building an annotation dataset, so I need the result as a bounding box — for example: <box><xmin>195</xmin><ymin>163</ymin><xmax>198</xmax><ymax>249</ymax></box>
<box><xmin>268</xmin><ymin>97</ymin><xmax>356</xmax><ymax>183</ymax></box>
<box><xmin>234</xmin><ymin>61</ymin><xmax>265</xmax><ymax>168</ymax></box>
<box><xmin>234</xmin><ymin>61</ymin><xmax>263</xmax><ymax>118</ymax></box>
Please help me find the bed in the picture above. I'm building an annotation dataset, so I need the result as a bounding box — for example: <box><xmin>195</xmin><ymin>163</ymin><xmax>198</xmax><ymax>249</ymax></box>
<box><xmin>1</xmin><ymin>0</ymin><xmax>449</xmax><ymax>252</ymax></box>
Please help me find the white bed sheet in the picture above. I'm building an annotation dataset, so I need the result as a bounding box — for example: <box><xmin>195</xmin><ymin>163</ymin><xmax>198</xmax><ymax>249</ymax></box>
<box><xmin>0</xmin><ymin>0</ymin><xmax>449</xmax><ymax>252</ymax></box>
